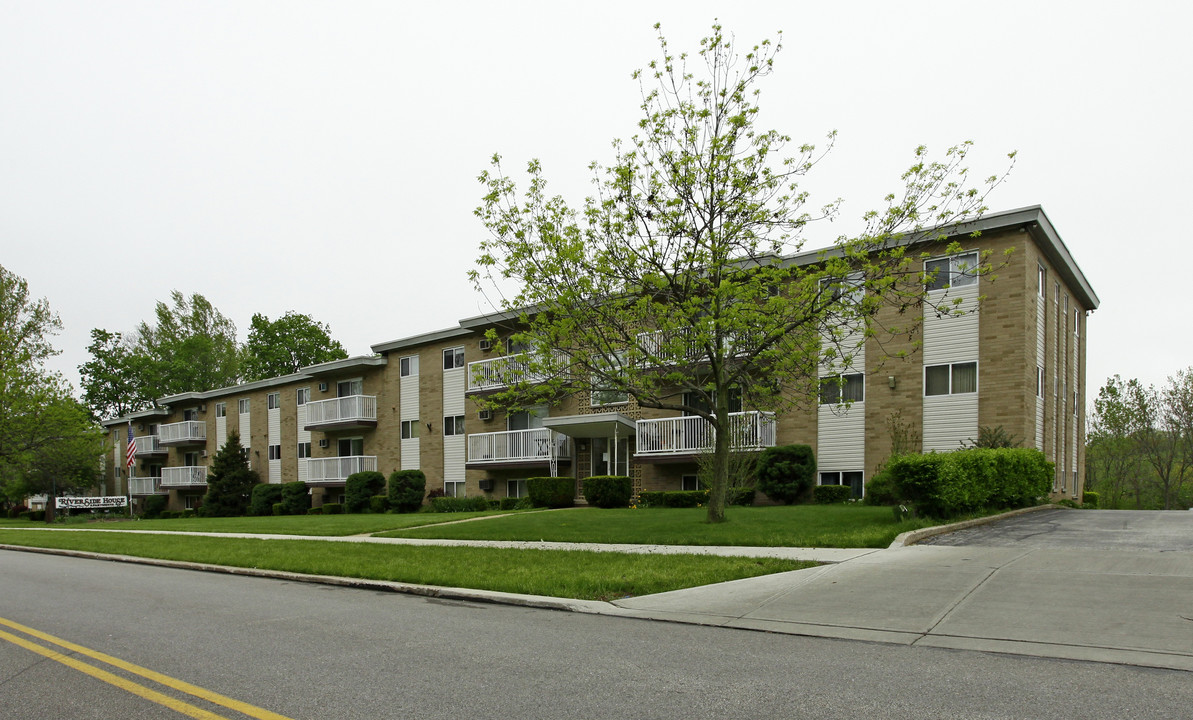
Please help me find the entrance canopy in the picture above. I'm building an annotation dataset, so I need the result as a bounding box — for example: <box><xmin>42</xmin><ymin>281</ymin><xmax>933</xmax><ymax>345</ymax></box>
<box><xmin>541</xmin><ymin>412</ymin><xmax>636</xmax><ymax>439</ymax></box>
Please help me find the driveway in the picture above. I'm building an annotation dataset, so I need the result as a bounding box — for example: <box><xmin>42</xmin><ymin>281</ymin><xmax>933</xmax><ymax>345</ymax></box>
<box><xmin>614</xmin><ymin>508</ymin><xmax>1193</xmax><ymax>671</ymax></box>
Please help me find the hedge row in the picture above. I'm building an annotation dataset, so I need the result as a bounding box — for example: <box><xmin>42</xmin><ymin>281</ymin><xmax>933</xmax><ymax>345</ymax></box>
<box><xmin>886</xmin><ymin>447</ymin><xmax>1052</xmax><ymax>518</ymax></box>
<box><xmin>527</xmin><ymin>477</ymin><xmax>575</xmax><ymax>508</ymax></box>
<box><xmin>812</xmin><ymin>485</ymin><xmax>853</xmax><ymax>504</ymax></box>
<box><xmin>582</xmin><ymin>476</ymin><xmax>632</xmax><ymax>508</ymax></box>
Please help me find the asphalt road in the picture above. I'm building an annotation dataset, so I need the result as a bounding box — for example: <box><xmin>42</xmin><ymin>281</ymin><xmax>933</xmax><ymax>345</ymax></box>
<box><xmin>922</xmin><ymin>508</ymin><xmax>1193</xmax><ymax>550</ymax></box>
<box><xmin>2</xmin><ymin>550</ymin><xmax>1191</xmax><ymax>719</ymax></box>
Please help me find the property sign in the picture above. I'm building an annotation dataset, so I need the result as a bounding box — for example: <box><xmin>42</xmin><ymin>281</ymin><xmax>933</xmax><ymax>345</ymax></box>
<box><xmin>56</xmin><ymin>496</ymin><xmax>129</xmax><ymax>509</ymax></box>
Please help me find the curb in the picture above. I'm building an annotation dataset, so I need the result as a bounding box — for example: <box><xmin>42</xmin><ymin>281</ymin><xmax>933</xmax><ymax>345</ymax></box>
<box><xmin>888</xmin><ymin>504</ymin><xmax>1058</xmax><ymax>548</ymax></box>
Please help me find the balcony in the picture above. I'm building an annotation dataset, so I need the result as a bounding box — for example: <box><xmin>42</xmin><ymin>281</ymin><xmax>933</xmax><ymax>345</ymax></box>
<box><xmin>467</xmin><ymin>428</ymin><xmax>571</xmax><ymax>467</ymax></box>
<box><xmin>635</xmin><ymin>411</ymin><xmax>777</xmax><ymax>458</ymax></box>
<box><xmin>304</xmin><ymin>395</ymin><xmax>377</xmax><ymax>431</ymax></box>
<box><xmin>129</xmin><ymin>477</ymin><xmax>167</xmax><ymax>495</ymax></box>
<box><xmin>636</xmin><ymin>328</ymin><xmax>751</xmax><ymax>366</ymax></box>
<box><xmin>467</xmin><ymin>353</ymin><xmax>557</xmax><ymax>392</ymax></box>
<box><xmin>133</xmin><ymin>435</ymin><xmax>165</xmax><ymax>456</ymax></box>
<box><xmin>160</xmin><ymin>466</ymin><xmax>208</xmax><ymax>487</ymax></box>
<box><xmin>306</xmin><ymin>455</ymin><xmax>377</xmax><ymax>485</ymax></box>
<box><xmin>159</xmin><ymin>421</ymin><xmax>206</xmax><ymax>446</ymax></box>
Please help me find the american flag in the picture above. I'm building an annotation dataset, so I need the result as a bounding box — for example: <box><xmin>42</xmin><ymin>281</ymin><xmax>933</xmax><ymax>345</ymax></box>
<box><xmin>125</xmin><ymin>421</ymin><xmax>136</xmax><ymax>469</ymax></box>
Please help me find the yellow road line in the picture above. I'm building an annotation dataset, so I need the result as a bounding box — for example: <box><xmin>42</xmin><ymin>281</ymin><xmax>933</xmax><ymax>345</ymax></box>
<box><xmin>0</xmin><ymin>617</ymin><xmax>294</xmax><ymax>720</ymax></box>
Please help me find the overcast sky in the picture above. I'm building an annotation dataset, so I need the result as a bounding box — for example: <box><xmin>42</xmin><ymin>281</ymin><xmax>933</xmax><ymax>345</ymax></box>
<box><xmin>3</xmin><ymin>1</ymin><xmax>1191</xmax><ymax>402</ymax></box>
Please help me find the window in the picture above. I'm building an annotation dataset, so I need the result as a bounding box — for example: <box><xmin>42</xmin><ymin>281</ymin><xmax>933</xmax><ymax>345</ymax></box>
<box><xmin>337</xmin><ymin>379</ymin><xmax>362</xmax><ymax>397</ymax></box>
<box><xmin>681</xmin><ymin>475</ymin><xmax>700</xmax><ymax>492</ymax></box>
<box><xmin>443</xmin><ymin>415</ymin><xmax>466</xmax><ymax>436</ymax></box>
<box><xmin>238</xmin><ymin>398</ymin><xmax>250</xmax><ymax>414</ymax></box>
<box><xmin>184</xmin><ymin>495</ymin><xmax>200</xmax><ymax>509</ymax></box>
<box><xmin>267</xmin><ymin>392</ymin><xmax>280</xmax><ymax>410</ymax></box>
<box><xmin>924</xmin><ymin>362</ymin><xmax>977</xmax><ymax>396</ymax></box>
<box><xmin>268</xmin><ymin>444</ymin><xmax>281</xmax><ymax>460</ymax></box>
<box><xmin>1036</xmin><ymin>366</ymin><xmax>1045</xmax><ymax>398</ymax></box>
<box><xmin>925</xmin><ymin>252</ymin><xmax>979</xmax><ymax>291</ymax></box>
<box><xmin>1074</xmin><ymin>308</ymin><xmax>1080</xmax><ymax>337</ymax></box>
<box><xmin>337</xmin><ymin>437</ymin><xmax>363</xmax><ymax>456</ymax></box>
<box><xmin>506</xmin><ymin>479</ymin><xmax>527</xmax><ymax>498</ymax></box>
<box><xmin>682</xmin><ymin>388</ymin><xmax>743</xmax><ymax>415</ymax></box>
<box><xmin>591</xmin><ymin>387</ymin><xmax>629</xmax><ymax>406</ymax></box>
<box><xmin>183</xmin><ymin>408</ymin><xmax>198</xmax><ymax>421</ymax></box>
<box><xmin>444</xmin><ymin>481</ymin><xmax>465</xmax><ymax>498</ymax></box>
<box><xmin>819</xmin><ymin>471</ymin><xmax>864</xmax><ymax>498</ymax></box>
<box><xmin>823</xmin><ymin>272</ymin><xmax>864</xmax><ymax>304</ymax></box>
<box><xmin>508</xmin><ymin>407</ymin><xmax>546</xmax><ymax>431</ymax></box>
<box><xmin>819</xmin><ymin>374</ymin><xmax>864</xmax><ymax>404</ymax></box>
<box><xmin>1074</xmin><ymin>391</ymin><xmax>1079</xmax><ymax>417</ymax></box>
<box><xmin>215</xmin><ymin>402</ymin><xmax>226</xmax><ymax>418</ymax></box>
<box><xmin>296</xmin><ymin>388</ymin><xmax>309</xmax><ymax>405</ymax></box>
<box><xmin>443</xmin><ymin>347</ymin><xmax>465</xmax><ymax>370</ymax></box>
<box><xmin>297</xmin><ymin>442</ymin><xmax>311</xmax><ymax>459</ymax></box>
<box><xmin>400</xmin><ymin>355</ymin><xmax>419</xmax><ymax>377</ymax></box>
<box><xmin>184</xmin><ymin>451</ymin><xmax>200</xmax><ymax>466</ymax></box>
<box><xmin>1037</xmin><ymin>264</ymin><xmax>1046</xmax><ymax>298</ymax></box>
<box><xmin>401</xmin><ymin>420</ymin><xmax>420</xmax><ymax>439</ymax></box>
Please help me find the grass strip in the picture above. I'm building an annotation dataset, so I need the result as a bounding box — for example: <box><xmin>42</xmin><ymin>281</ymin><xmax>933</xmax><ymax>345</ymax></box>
<box><xmin>0</xmin><ymin>511</ymin><xmax>507</xmax><ymax>536</ymax></box>
<box><xmin>379</xmin><ymin>505</ymin><xmax>939</xmax><ymax>548</ymax></box>
<box><xmin>0</xmin><ymin>530</ymin><xmax>812</xmax><ymax>601</ymax></box>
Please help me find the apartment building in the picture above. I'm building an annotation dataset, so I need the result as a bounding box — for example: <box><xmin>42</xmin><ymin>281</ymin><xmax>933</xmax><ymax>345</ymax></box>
<box><xmin>102</xmin><ymin>205</ymin><xmax>1098</xmax><ymax>510</ymax></box>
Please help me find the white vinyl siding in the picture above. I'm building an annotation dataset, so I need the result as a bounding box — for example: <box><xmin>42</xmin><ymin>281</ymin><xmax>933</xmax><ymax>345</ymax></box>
<box><xmin>296</xmin><ymin>387</ymin><xmax>311</xmax><ymax>484</ymax></box>
<box><xmin>819</xmin><ymin>285</ymin><xmax>866</xmax><ymax>483</ymax></box>
<box><xmin>268</xmin><ymin>398</ymin><xmax>281</xmax><ymax>483</ymax></box>
<box><xmin>215</xmin><ymin>414</ymin><xmax>227</xmax><ymax>447</ymax></box>
<box><xmin>238</xmin><ymin>401</ymin><xmax>251</xmax><ymax>467</ymax></box>
<box><xmin>922</xmin><ymin>275</ymin><xmax>979</xmax><ymax>452</ymax></box>
<box><xmin>400</xmin><ymin>356</ymin><xmax>420</xmax><ymax>471</ymax></box>
<box><xmin>443</xmin><ymin>353</ymin><xmax>466</xmax><ymax>489</ymax></box>
<box><xmin>1035</xmin><ymin>287</ymin><xmax>1046</xmax><ymax>450</ymax></box>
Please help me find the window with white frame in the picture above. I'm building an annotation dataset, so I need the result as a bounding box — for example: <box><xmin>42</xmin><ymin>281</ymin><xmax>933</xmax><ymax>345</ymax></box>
<box><xmin>337</xmin><ymin>379</ymin><xmax>362</xmax><ymax>397</ymax></box>
<box><xmin>443</xmin><ymin>347</ymin><xmax>465</xmax><ymax>370</ymax></box>
<box><xmin>1073</xmin><ymin>391</ymin><xmax>1079</xmax><ymax>417</ymax></box>
<box><xmin>1036</xmin><ymin>366</ymin><xmax>1045</xmax><ymax>398</ymax></box>
<box><xmin>401</xmin><ymin>420</ymin><xmax>420</xmax><ymax>439</ymax></box>
<box><xmin>819</xmin><ymin>374</ymin><xmax>864</xmax><ymax>404</ymax></box>
<box><xmin>924</xmin><ymin>362</ymin><xmax>977</xmax><ymax>396</ymax></box>
<box><xmin>183</xmin><ymin>408</ymin><xmax>198</xmax><ymax>421</ymax></box>
<box><xmin>400</xmin><ymin>355</ymin><xmax>419</xmax><ymax>377</ymax></box>
<box><xmin>1037</xmin><ymin>264</ymin><xmax>1046</xmax><ymax>298</ymax></box>
<box><xmin>215</xmin><ymin>402</ymin><xmax>226</xmax><ymax>418</ymax></box>
<box><xmin>445</xmin><ymin>481</ymin><xmax>465</xmax><ymax>497</ymax></box>
<box><xmin>296</xmin><ymin>387</ymin><xmax>310</xmax><ymax>405</ymax></box>
<box><xmin>443</xmin><ymin>415</ymin><xmax>466</xmax><ymax>436</ymax></box>
<box><xmin>268</xmin><ymin>444</ymin><xmax>281</xmax><ymax>460</ymax></box>
<box><xmin>267</xmin><ymin>392</ymin><xmax>280</xmax><ymax>410</ymax></box>
<box><xmin>681</xmin><ymin>475</ymin><xmax>700</xmax><ymax>492</ymax></box>
<box><xmin>184</xmin><ymin>495</ymin><xmax>200</xmax><ymax>509</ymax></box>
<box><xmin>297</xmin><ymin>442</ymin><xmax>311</xmax><ymax>459</ymax></box>
<box><xmin>1074</xmin><ymin>308</ymin><xmax>1080</xmax><ymax>337</ymax></box>
<box><xmin>823</xmin><ymin>272</ymin><xmax>864</xmax><ymax>304</ymax></box>
<box><xmin>591</xmin><ymin>387</ymin><xmax>629</xmax><ymax>406</ymax></box>
<box><xmin>925</xmin><ymin>252</ymin><xmax>979</xmax><ymax>292</ymax></box>
<box><xmin>238</xmin><ymin>398</ymin><xmax>250</xmax><ymax>414</ymax></box>
<box><xmin>682</xmin><ymin>388</ymin><xmax>742</xmax><ymax>415</ymax></box>
<box><xmin>506</xmin><ymin>479</ymin><xmax>527</xmax><ymax>498</ymax></box>
<box><xmin>819</xmin><ymin>471</ymin><xmax>864</xmax><ymax>498</ymax></box>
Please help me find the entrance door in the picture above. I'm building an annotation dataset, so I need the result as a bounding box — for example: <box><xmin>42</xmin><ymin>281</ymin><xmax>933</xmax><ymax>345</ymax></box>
<box><xmin>591</xmin><ymin>437</ymin><xmax>629</xmax><ymax>476</ymax></box>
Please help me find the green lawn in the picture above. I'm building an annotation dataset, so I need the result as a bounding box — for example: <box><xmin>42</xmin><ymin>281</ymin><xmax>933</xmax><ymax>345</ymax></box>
<box><xmin>0</xmin><ymin>510</ymin><xmax>509</xmax><ymax>536</ymax></box>
<box><xmin>0</xmin><ymin>530</ymin><xmax>810</xmax><ymax>601</ymax></box>
<box><xmin>378</xmin><ymin>505</ymin><xmax>936</xmax><ymax>548</ymax></box>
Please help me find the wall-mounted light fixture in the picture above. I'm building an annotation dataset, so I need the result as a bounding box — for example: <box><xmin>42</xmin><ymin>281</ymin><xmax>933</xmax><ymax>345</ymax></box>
<box><xmin>888</xmin><ymin>376</ymin><xmax>897</xmax><ymax>389</ymax></box>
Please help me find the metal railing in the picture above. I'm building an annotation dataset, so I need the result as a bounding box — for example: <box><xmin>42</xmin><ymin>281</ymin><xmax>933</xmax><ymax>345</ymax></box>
<box><xmin>133</xmin><ymin>435</ymin><xmax>164</xmax><ymax>455</ymax></box>
<box><xmin>159</xmin><ymin>421</ymin><xmax>206</xmax><ymax>444</ymax></box>
<box><xmin>305</xmin><ymin>395</ymin><xmax>377</xmax><ymax>426</ymax></box>
<box><xmin>467</xmin><ymin>353</ymin><xmax>558</xmax><ymax>392</ymax></box>
<box><xmin>129</xmin><ymin>477</ymin><xmax>166</xmax><ymax>495</ymax></box>
<box><xmin>636</xmin><ymin>411</ymin><xmax>777</xmax><ymax>456</ymax></box>
<box><xmin>160</xmin><ymin>466</ymin><xmax>208</xmax><ymax>487</ymax></box>
<box><xmin>305</xmin><ymin>455</ymin><xmax>377</xmax><ymax>484</ymax></box>
<box><xmin>467</xmin><ymin>428</ymin><xmax>571</xmax><ymax>463</ymax></box>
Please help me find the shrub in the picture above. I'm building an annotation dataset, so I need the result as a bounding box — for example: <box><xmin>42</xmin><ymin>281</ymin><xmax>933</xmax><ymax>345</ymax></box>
<box><xmin>637</xmin><ymin>491</ymin><xmax>664</xmax><ymax>508</ymax></box>
<box><xmin>514</xmin><ymin>497</ymin><xmax>535</xmax><ymax>510</ymax></box>
<box><xmin>307</xmin><ymin>506</ymin><xmax>323</xmax><ymax>515</ymax></box>
<box><xmin>279</xmin><ymin>481</ymin><xmax>310</xmax><ymax>516</ymax></box>
<box><xmin>1055</xmin><ymin>498</ymin><xmax>1080</xmax><ymax>509</ymax></box>
<box><xmin>31</xmin><ymin>510</ymin><xmax>45</xmax><ymax>521</ymax></box>
<box><xmin>345</xmin><ymin>471</ymin><xmax>386</xmax><ymax>513</ymax></box>
<box><xmin>249</xmin><ymin>483</ymin><xmax>284</xmax><ymax>517</ymax></box>
<box><xmin>181</xmin><ymin>509</ymin><xmax>196</xmax><ymax>518</ymax></box>
<box><xmin>141</xmin><ymin>495</ymin><xmax>167</xmax><ymax>519</ymax></box>
<box><xmin>1082</xmin><ymin>490</ymin><xmax>1099</xmax><ymax>508</ymax></box>
<box><xmin>863</xmin><ymin>470</ymin><xmax>900</xmax><ymax>506</ymax></box>
<box><xmin>638</xmin><ymin>490</ymin><xmax>708</xmax><ymax>508</ymax></box>
<box><xmin>499</xmin><ymin>497</ymin><xmax>520</xmax><ymax>511</ymax></box>
<box><xmin>8</xmin><ymin>505</ymin><xmax>28</xmax><ymax>519</ymax></box>
<box><xmin>388</xmin><ymin>470</ymin><xmax>427</xmax><ymax>513</ymax></box>
<box><xmin>887</xmin><ymin>448</ymin><xmax>1051</xmax><ymax>518</ymax></box>
<box><xmin>369</xmin><ymin>495</ymin><xmax>390</xmax><ymax>514</ymax></box>
<box><xmin>813</xmin><ymin>485</ymin><xmax>853</xmax><ymax>504</ymax></box>
<box><xmin>727</xmin><ymin>488</ymin><xmax>756</xmax><ymax>506</ymax></box>
<box><xmin>271</xmin><ymin>502</ymin><xmax>285</xmax><ymax>516</ymax></box>
<box><xmin>755</xmin><ymin>444</ymin><xmax>816</xmax><ymax>505</ymax></box>
<box><xmin>430</xmin><ymin>496</ymin><xmax>489</xmax><ymax>513</ymax></box>
<box><xmin>582</xmin><ymin>475</ymin><xmax>633</xmax><ymax>508</ymax></box>
<box><xmin>527</xmin><ymin>477</ymin><xmax>575</xmax><ymax>508</ymax></box>
<box><xmin>322</xmin><ymin>503</ymin><xmax>343</xmax><ymax>515</ymax></box>
<box><xmin>201</xmin><ymin>431</ymin><xmax>260</xmax><ymax>517</ymax></box>
<box><xmin>18</xmin><ymin>511</ymin><xmax>32</xmax><ymax>521</ymax></box>
<box><xmin>425</xmin><ymin>488</ymin><xmax>445</xmax><ymax>501</ymax></box>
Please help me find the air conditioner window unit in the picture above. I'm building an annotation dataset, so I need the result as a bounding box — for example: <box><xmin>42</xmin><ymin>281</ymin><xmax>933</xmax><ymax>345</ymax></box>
<box><xmin>319</xmin><ymin>382</ymin><xmax>328</xmax><ymax>392</ymax></box>
<box><xmin>319</xmin><ymin>438</ymin><xmax>329</xmax><ymax>448</ymax></box>
<box><xmin>478</xmin><ymin>409</ymin><xmax>492</xmax><ymax>421</ymax></box>
<box><xmin>200</xmin><ymin>450</ymin><xmax>208</xmax><ymax>458</ymax></box>
<box><xmin>479</xmin><ymin>339</ymin><xmax>493</xmax><ymax>351</ymax></box>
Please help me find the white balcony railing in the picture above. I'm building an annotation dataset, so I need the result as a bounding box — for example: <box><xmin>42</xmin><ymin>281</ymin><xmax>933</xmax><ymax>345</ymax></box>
<box><xmin>467</xmin><ymin>353</ymin><xmax>557</xmax><ymax>392</ymax></box>
<box><xmin>160</xmin><ymin>466</ymin><xmax>208</xmax><ymax>487</ymax></box>
<box><xmin>636</xmin><ymin>411</ymin><xmax>777</xmax><ymax>456</ymax></box>
<box><xmin>159</xmin><ymin>421</ymin><xmax>206</xmax><ymax>445</ymax></box>
<box><xmin>129</xmin><ymin>477</ymin><xmax>167</xmax><ymax>495</ymax></box>
<box><xmin>133</xmin><ymin>435</ymin><xmax>164</xmax><ymax>455</ymax></box>
<box><xmin>467</xmin><ymin>428</ymin><xmax>571</xmax><ymax>464</ymax></box>
<box><xmin>305</xmin><ymin>395</ymin><xmax>377</xmax><ymax>427</ymax></box>
<box><xmin>305</xmin><ymin>455</ymin><xmax>377</xmax><ymax>484</ymax></box>
<box><xmin>636</xmin><ymin>328</ymin><xmax>752</xmax><ymax>365</ymax></box>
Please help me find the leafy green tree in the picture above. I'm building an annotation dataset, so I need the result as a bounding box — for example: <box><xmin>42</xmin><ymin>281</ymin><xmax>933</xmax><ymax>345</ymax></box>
<box><xmin>241</xmin><ymin>311</ymin><xmax>348</xmax><ymax>381</ymax></box>
<box><xmin>78</xmin><ymin>329</ymin><xmax>153</xmax><ymax>420</ymax></box>
<box><xmin>132</xmin><ymin>291</ymin><xmax>241</xmax><ymax>397</ymax></box>
<box><xmin>473</xmin><ymin>24</ymin><xmax>1012</xmax><ymax>522</ymax></box>
<box><xmin>201</xmin><ymin>431</ymin><xmax>259</xmax><ymax>516</ymax></box>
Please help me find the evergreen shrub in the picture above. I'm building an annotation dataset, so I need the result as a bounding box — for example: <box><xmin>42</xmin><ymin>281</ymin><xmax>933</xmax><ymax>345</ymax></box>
<box><xmin>527</xmin><ymin>477</ymin><xmax>574</xmax><ymax>508</ymax></box>
<box><xmin>1082</xmin><ymin>490</ymin><xmax>1099</xmax><ymax>508</ymax></box>
<box><xmin>430</xmin><ymin>496</ymin><xmax>489</xmax><ymax>513</ymax></box>
<box><xmin>345</xmin><ymin>471</ymin><xmax>386</xmax><ymax>513</ymax></box>
<box><xmin>279</xmin><ymin>481</ymin><xmax>310</xmax><ymax>516</ymax></box>
<box><xmin>369</xmin><ymin>495</ymin><xmax>390</xmax><ymax>514</ymax></box>
<box><xmin>813</xmin><ymin>485</ymin><xmax>853</xmax><ymax>504</ymax></box>
<box><xmin>322</xmin><ymin>503</ymin><xmax>343</xmax><ymax>515</ymax></box>
<box><xmin>887</xmin><ymin>448</ymin><xmax>1051</xmax><ymax>518</ymax></box>
<box><xmin>756</xmin><ymin>444</ymin><xmax>816</xmax><ymax>505</ymax></box>
<box><xmin>581</xmin><ymin>475</ymin><xmax>633</xmax><ymax>508</ymax></box>
<box><xmin>387</xmin><ymin>470</ymin><xmax>427</xmax><ymax>513</ymax></box>
<box><xmin>201</xmin><ymin>431</ymin><xmax>260</xmax><ymax>517</ymax></box>
<box><xmin>271</xmin><ymin>503</ymin><xmax>284</xmax><ymax>516</ymax></box>
<box><xmin>249</xmin><ymin>483</ymin><xmax>284</xmax><ymax>517</ymax></box>
<box><xmin>141</xmin><ymin>495</ymin><xmax>167</xmax><ymax>519</ymax></box>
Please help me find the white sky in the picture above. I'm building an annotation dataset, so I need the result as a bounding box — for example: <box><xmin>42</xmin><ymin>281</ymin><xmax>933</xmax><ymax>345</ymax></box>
<box><xmin>3</xmin><ymin>1</ymin><xmax>1191</xmax><ymax>400</ymax></box>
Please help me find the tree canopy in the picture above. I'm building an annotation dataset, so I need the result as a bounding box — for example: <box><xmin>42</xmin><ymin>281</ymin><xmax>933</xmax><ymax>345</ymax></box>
<box><xmin>241</xmin><ymin>311</ymin><xmax>347</xmax><ymax>381</ymax></box>
<box><xmin>473</xmin><ymin>23</ymin><xmax>1013</xmax><ymax>522</ymax></box>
